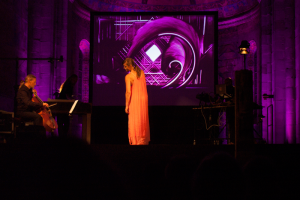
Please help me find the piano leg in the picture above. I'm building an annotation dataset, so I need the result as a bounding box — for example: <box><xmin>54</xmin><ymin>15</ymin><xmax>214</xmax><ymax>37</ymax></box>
<box><xmin>82</xmin><ymin>113</ymin><xmax>91</xmax><ymax>144</ymax></box>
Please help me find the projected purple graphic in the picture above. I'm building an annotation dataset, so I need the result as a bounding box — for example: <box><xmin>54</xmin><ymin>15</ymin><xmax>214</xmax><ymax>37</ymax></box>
<box><xmin>92</xmin><ymin>13</ymin><xmax>216</xmax><ymax>106</ymax></box>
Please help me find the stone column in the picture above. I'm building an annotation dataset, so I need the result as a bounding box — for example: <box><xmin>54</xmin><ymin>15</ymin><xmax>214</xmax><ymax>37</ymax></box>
<box><xmin>235</xmin><ymin>70</ymin><xmax>254</xmax><ymax>150</ymax></box>
<box><xmin>261</xmin><ymin>0</ymin><xmax>273</xmax><ymax>142</ymax></box>
<box><xmin>0</xmin><ymin>0</ymin><xmax>28</xmax><ymax>111</ymax></box>
<box><xmin>285</xmin><ymin>0</ymin><xmax>295</xmax><ymax>143</ymax></box>
<box><xmin>295</xmin><ymin>1</ymin><xmax>300</xmax><ymax>143</ymax></box>
<box><xmin>27</xmin><ymin>0</ymin><xmax>68</xmax><ymax>101</ymax></box>
<box><xmin>272</xmin><ymin>0</ymin><xmax>286</xmax><ymax>143</ymax></box>
<box><xmin>53</xmin><ymin>0</ymin><xmax>68</xmax><ymax>96</ymax></box>
<box><xmin>27</xmin><ymin>0</ymin><xmax>54</xmax><ymax>101</ymax></box>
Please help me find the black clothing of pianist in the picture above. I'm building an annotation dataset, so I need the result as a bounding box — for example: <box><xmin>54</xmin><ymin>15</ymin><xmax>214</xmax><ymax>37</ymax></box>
<box><xmin>56</xmin><ymin>74</ymin><xmax>78</xmax><ymax>137</ymax></box>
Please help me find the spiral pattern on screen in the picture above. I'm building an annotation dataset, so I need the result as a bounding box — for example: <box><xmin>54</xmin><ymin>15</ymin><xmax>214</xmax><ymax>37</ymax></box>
<box><xmin>127</xmin><ymin>17</ymin><xmax>202</xmax><ymax>88</ymax></box>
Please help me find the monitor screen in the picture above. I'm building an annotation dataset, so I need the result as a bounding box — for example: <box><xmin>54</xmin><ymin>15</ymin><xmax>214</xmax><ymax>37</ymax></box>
<box><xmin>90</xmin><ymin>12</ymin><xmax>218</xmax><ymax>106</ymax></box>
<box><xmin>216</xmin><ymin>84</ymin><xmax>226</xmax><ymax>97</ymax></box>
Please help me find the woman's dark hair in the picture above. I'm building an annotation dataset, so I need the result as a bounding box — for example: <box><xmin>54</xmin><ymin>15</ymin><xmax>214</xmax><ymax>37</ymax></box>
<box><xmin>65</xmin><ymin>74</ymin><xmax>78</xmax><ymax>86</ymax></box>
<box><xmin>123</xmin><ymin>58</ymin><xmax>142</xmax><ymax>79</ymax></box>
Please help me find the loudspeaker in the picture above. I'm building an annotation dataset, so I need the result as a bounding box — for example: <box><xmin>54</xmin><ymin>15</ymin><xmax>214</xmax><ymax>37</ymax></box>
<box><xmin>235</xmin><ymin>70</ymin><xmax>254</xmax><ymax>145</ymax></box>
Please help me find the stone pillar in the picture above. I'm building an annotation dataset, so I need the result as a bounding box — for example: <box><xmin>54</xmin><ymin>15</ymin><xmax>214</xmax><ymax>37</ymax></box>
<box><xmin>53</xmin><ymin>0</ymin><xmax>68</xmax><ymax>96</ymax></box>
<box><xmin>272</xmin><ymin>0</ymin><xmax>286</xmax><ymax>143</ymax></box>
<box><xmin>79</xmin><ymin>39</ymin><xmax>90</xmax><ymax>103</ymax></box>
<box><xmin>296</xmin><ymin>1</ymin><xmax>300</xmax><ymax>143</ymax></box>
<box><xmin>261</xmin><ymin>0</ymin><xmax>273</xmax><ymax>143</ymax></box>
<box><xmin>285</xmin><ymin>0</ymin><xmax>295</xmax><ymax>143</ymax></box>
<box><xmin>0</xmin><ymin>0</ymin><xmax>28</xmax><ymax>111</ymax></box>
<box><xmin>28</xmin><ymin>0</ymin><xmax>54</xmax><ymax>101</ymax></box>
<box><xmin>15</xmin><ymin>0</ymin><xmax>29</xmax><ymax>82</ymax></box>
<box><xmin>27</xmin><ymin>0</ymin><xmax>68</xmax><ymax>101</ymax></box>
<box><xmin>235</xmin><ymin>70</ymin><xmax>254</xmax><ymax>150</ymax></box>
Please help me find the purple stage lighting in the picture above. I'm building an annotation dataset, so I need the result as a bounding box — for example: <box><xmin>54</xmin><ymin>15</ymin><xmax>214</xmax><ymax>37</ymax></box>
<box><xmin>146</xmin><ymin>45</ymin><xmax>161</xmax><ymax>62</ymax></box>
<box><xmin>96</xmin><ymin>74</ymin><xmax>110</xmax><ymax>84</ymax></box>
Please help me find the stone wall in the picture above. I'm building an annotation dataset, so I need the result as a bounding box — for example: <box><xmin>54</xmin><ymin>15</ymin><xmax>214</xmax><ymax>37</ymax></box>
<box><xmin>0</xmin><ymin>0</ymin><xmax>68</xmax><ymax>108</ymax></box>
<box><xmin>67</xmin><ymin>1</ymin><xmax>90</xmax><ymax>100</ymax></box>
<box><xmin>261</xmin><ymin>0</ymin><xmax>299</xmax><ymax>144</ymax></box>
<box><xmin>27</xmin><ymin>0</ymin><xmax>68</xmax><ymax>101</ymax></box>
<box><xmin>296</xmin><ymin>0</ymin><xmax>300</xmax><ymax>143</ymax></box>
<box><xmin>218</xmin><ymin>7</ymin><xmax>261</xmax><ymax>139</ymax></box>
<box><xmin>0</xmin><ymin>0</ymin><xmax>28</xmax><ymax>112</ymax></box>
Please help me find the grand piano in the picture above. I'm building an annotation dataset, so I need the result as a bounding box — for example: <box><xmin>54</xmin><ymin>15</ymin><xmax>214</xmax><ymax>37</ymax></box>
<box><xmin>46</xmin><ymin>99</ymin><xmax>92</xmax><ymax>144</ymax></box>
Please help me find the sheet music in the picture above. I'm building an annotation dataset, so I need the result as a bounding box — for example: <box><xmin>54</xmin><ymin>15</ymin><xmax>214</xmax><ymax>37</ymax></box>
<box><xmin>69</xmin><ymin>100</ymin><xmax>78</xmax><ymax>115</ymax></box>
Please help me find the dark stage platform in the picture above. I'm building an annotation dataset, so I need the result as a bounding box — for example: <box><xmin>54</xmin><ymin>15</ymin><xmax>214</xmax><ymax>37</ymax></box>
<box><xmin>91</xmin><ymin>106</ymin><xmax>224</xmax><ymax>145</ymax></box>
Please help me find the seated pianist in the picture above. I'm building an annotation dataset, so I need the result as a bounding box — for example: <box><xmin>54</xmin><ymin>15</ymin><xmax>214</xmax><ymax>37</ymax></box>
<box><xmin>56</xmin><ymin>74</ymin><xmax>78</xmax><ymax>137</ymax></box>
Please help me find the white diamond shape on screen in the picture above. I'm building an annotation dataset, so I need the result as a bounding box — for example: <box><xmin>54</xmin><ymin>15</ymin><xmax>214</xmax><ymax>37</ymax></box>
<box><xmin>146</xmin><ymin>45</ymin><xmax>161</xmax><ymax>62</ymax></box>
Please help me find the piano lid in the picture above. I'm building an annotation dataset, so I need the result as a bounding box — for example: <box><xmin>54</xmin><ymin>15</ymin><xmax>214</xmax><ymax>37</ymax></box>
<box><xmin>46</xmin><ymin>99</ymin><xmax>92</xmax><ymax>114</ymax></box>
<box><xmin>47</xmin><ymin>98</ymin><xmax>76</xmax><ymax>103</ymax></box>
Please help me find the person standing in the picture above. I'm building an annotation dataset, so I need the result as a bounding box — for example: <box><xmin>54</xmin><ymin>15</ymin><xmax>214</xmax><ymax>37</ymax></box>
<box><xmin>123</xmin><ymin>58</ymin><xmax>150</xmax><ymax>145</ymax></box>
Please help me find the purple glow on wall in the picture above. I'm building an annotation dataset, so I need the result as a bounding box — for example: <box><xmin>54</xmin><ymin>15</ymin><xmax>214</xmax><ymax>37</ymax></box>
<box><xmin>249</xmin><ymin>40</ymin><xmax>257</xmax><ymax>53</ymax></box>
<box><xmin>286</xmin><ymin>94</ymin><xmax>296</xmax><ymax>143</ymax></box>
<box><xmin>79</xmin><ymin>39</ymin><xmax>90</xmax><ymax>103</ymax></box>
<box><xmin>96</xmin><ymin>74</ymin><xmax>110</xmax><ymax>84</ymax></box>
<box><xmin>79</xmin><ymin>39</ymin><xmax>90</xmax><ymax>54</ymax></box>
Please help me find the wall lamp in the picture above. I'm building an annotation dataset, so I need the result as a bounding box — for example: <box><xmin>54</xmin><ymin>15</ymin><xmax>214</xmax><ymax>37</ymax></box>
<box><xmin>239</xmin><ymin>40</ymin><xmax>250</xmax><ymax>55</ymax></box>
<box><xmin>239</xmin><ymin>40</ymin><xmax>250</xmax><ymax>70</ymax></box>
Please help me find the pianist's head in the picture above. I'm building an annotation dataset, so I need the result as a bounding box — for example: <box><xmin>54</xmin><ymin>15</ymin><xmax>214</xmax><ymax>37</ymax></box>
<box><xmin>67</xmin><ymin>74</ymin><xmax>78</xmax><ymax>86</ymax></box>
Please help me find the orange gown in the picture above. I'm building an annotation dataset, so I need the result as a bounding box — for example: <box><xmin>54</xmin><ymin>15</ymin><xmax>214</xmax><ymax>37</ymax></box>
<box><xmin>128</xmin><ymin>71</ymin><xmax>150</xmax><ymax>145</ymax></box>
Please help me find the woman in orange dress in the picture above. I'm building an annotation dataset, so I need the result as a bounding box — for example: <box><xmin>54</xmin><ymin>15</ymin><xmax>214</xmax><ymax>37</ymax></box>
<box><xmin>123</xmin><ymin>58</ymin><xmax>150</xmax><ymax>145</ymax></box>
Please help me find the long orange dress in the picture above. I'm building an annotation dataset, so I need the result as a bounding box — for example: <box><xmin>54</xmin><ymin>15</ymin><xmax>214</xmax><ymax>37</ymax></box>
<box><xmin>128</xmin><ymin>71</ymin><xmax>150</xmax><ymax>145</ymax></box>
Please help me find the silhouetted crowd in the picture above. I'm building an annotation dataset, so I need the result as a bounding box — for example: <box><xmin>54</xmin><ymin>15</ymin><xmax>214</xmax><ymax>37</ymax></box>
<box><xmin>0</xmin><ymin>136</ymin><xmax>298</xmax><ymax>200</ymax></box>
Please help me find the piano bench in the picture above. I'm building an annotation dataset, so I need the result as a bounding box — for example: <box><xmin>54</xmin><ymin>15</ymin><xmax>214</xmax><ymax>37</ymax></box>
<box><xmin>14</xmin><ymin>118</ymin><xmax>37</xmax><ymax>138</ymax></box>
<box><xmin>15</xmin><ymin>125</ymin><xmax>46</xmax><ymax>142</ymax></box>
<box><xmin>14</xmin><ymin>118</ymin><xmax>34</xmax><ymax>127</ymax></box>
